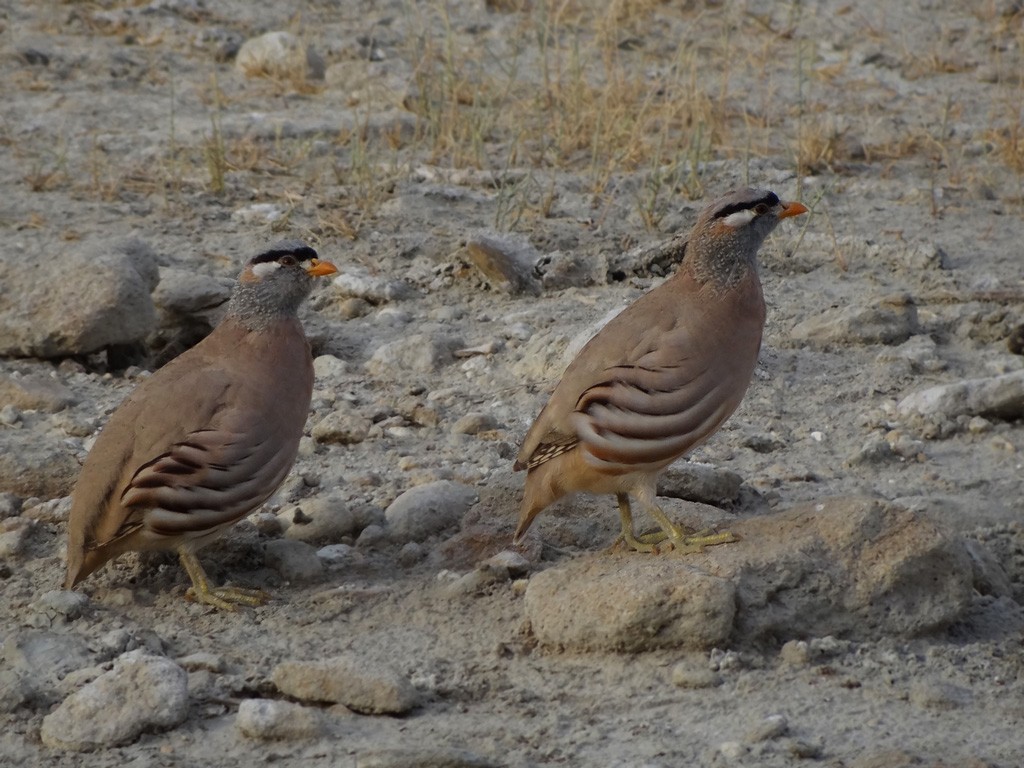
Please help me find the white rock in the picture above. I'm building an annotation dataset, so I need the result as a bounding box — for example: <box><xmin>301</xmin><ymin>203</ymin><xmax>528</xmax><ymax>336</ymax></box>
<box><xmin>235</xmin><ymin>31</ymin><xmax>325</xmax><ymax>80</ymax></box>
<box><xmin>272</xmin><ymin>655</ymin><xmax>419</xmax><ymax>714</ymax></box>
<box><xmin>897</xmin><ymin>370</ymin><xmax>1024</xmax><ymax>421</ymax></box>
<box><xmin>384</xmin><ymin>481</ymin><xmax>479</xmax><ymax>542</ymax></box>
<box><xmin>40</xmin><ymin>650</ymin><xmax>188</xmax><ymax>752</ymax></box>
<box><xmin>236</xmin><ymin>698</ymin><xmax>323</xmax><ymax>740</ymax></box>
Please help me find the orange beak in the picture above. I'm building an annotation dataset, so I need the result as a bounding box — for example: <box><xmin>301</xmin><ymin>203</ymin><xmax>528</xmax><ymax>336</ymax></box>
<box><xmin>306</xmin><ymin>258</ymin><xmax>338</xmax><ymax>277</ymax></box>
<box><xmin>779</xmin><ymin>201</ymin><xmax>809</xmax><ymax>219</ymax></box>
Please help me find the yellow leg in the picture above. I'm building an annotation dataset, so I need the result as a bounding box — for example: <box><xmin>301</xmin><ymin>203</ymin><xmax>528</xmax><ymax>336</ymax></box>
<box><xmin>612</xmin><ymin>494</ymin><xmax>669</xmax><ymax>553</ymax></box>
<box><xmin>644</xmin><ymin>503</ymin><xmax>739</xmax><ymax>554</ymax></box>
<box><xmin>178</xmin><ymin>549</ymin><xmax>269</xmax><ymax>611</ymax></box>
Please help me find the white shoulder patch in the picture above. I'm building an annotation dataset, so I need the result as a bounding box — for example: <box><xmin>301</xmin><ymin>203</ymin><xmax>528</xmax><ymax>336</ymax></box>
<box><xmin>721</xmin><ymin>208</ymin><xmax>756</xmax><ymax>228</ymax></box>
<box><xmin>251</xmin><ymin>260</ymin><xmax>282</xmax><ymax>278</ymax></box>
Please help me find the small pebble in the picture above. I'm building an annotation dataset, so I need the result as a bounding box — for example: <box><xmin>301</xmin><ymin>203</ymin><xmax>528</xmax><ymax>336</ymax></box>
<box><xmin>745</xmin><ymin>714</ymin><xmax>788</xmax><ymax>742</ymax></box>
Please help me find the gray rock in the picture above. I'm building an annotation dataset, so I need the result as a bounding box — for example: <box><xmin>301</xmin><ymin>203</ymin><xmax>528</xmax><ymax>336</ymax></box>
<box><xmin>0</xmin><ymin>239</ymin><xmax>159</xmax><ymax>357</ymax></box>
<box><xmin>366</xmin><ymin>334</ymin><xmax>464</xmax><ymax>376</ymax></box>
<box><xmin>32</xmin><ymin>590</ymin><xmax>90</xmax><ymax>622</ymax></box>
<box><xmin>176</xmin><ymin>652</ymin><xmax>225</xmax><ymax>673</ymax></box>
<box><xmin>40</xmin><ymin>650</ymin><xmax>188</xmax><ymax>751</ymax></box>
<box><xmin>271</xmin><ymin>655</ymin><xmax>420</xmax><ymax>714</ymax></box>
<box><xmin>280</xmin><ymin>496</ymin><xmax>381</xmax><ymax>544</ymax></box>
<box><xmin>463</xmin><ymin>233</ymin><xmax>541</xmax><ymax>296</ymax></box>
<box><xmin>670</xmin><ymin>662</ymin><xmax>723</xmax><ymax>689</ymax></box>
<box><xmin>539</xmin><ymin>249</ymin><xmax>608</xmax><ymax>290</ymax></box>
<box><xmin>524</xmin><ymin>556</ymin><xmax>737</xmax><ymax>652</ymax></box>
<box><xmin>263</xmin><ymin>539</ymin><xmax>325</xmax><ymax>583</ymax></box>
<box><xmin>524</xmin><ymin>498</ymin><xmax>973</xmax><ymax>651</ymax></box>
<box><xmin>452</xmin><ymin>412</ymin><xmax>498</xmax><ymax>435</ymax></box>
<box><xmin>356</xmin><ymin>748</ymin><xmax>498</xmax><ymax>768</ymax></box>
<box><xmin>0</xmin><ymin>372</ymin><xmax>75</xmax><ymax>412</ymax></box>
<box><xmin>235</xmin><ymin>698</ymin><xmax>324</xmax><ymax>740</ymax></box>
<box><xmin>311</xmin><ymin>411</ymin><xmax>372</xmax><ymax>445</ymax></box>
<box><xmin>896</xmin><ymin>370</ymin><xmax>1024</xmax><ymax>421</ymax></box>
<box><xmin>384</xmin><ymin>481</ymin><xmax>479</xmax><ymax>542</ymax></box>
<box><xmin>746</xmin><ymin>714</ymin><xmax>789</xmax><ymax>742</ymax></box>
<box><xmin>3</xmin><ymin>631</ymin><xmax>93</xmax><ymax>690</ymax></box>
<box><xmin>332</xmin><ymin>267</ymin><xmax>416</xmax><ymax>304</ymax></box>
<box><xmin>0</xmin><ymin>430</ymin><xmax>78</xmax><ymax>497</ymax></box>
<box><xmin>235</xmin><ymin>31</ymin><xmax>325</xmax><ymax>80</ymax></box>
<box><xmin>0</xmin><ymin>518</ymin><xmax>33</xmax><ymax>558</ymax></box>
<box><xmin>317</xmin><ymin>543</ymin><xmax>360</xmax><ymax>568</ymax></box>
<box><xmin>151</xmin><ymin>266</ymin><xmax>232</xmax><ymax>317</ymax></box>
<box><xmin>0</xmin><ymin>669</ymin><xmax>33</xmax><ymax>713</ymax></box>
<box><xmin>658</xmin><ymin>461</ymin><xmax>743</xmax><ymax>505</ymax></box>
<box><xmin>909</xmin><ymin>678</ymin><xmax>972</xmax><ymax>710</ymax></box>
<box><xmin>790</xmin><ymin>294</ymin><xmax>918</xmax><ymax>348</ymax></box>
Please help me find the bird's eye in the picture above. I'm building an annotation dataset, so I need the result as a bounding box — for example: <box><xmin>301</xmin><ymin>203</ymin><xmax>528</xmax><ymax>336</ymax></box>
<box><xmin>754</xmin><ymin>203</ymin><xmax>770</xmax><ymax>216</ymax></box>
<box><xmin>279</xmin><ymin>255</ymin><xmax>297</xmax><ymax>267</ymax></box>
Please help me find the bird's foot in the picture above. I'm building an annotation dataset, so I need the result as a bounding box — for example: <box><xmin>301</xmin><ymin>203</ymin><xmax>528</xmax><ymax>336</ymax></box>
<box><xmin>185</xmin><ymin>584</ymin><xmax>270</xmax><ymax>611</ymax></box>
<box><xmin>178</xmin><ymin>549</ymin><xmax>269</xmax><ymax>611</ymax></box>
<box><xmin>611</xmin><ymin>527</ymin><xmax>669</xmax><ymax>553</ymax></box>
<box><xmin>665</xmin><ymin>528</ymin><xmax>739</xmax><ymax>555</ymax></box>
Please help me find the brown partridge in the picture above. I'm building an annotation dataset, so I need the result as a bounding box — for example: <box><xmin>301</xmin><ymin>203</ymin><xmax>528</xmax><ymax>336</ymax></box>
<box><xmin>514</xmin><ymin>188</ymin><xmax>808</xmax><ymax>552</ymax></box>
<box><xmin>64</xmin><ymin>241</ymin><xmax>338</xmax><ymax>609</ymax></box>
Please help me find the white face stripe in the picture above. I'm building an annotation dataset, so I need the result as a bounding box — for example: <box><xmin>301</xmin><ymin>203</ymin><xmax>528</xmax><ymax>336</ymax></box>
<box><xmin>721</xmin><ymin>208</ymin><xmax>757</xmax><ymax>228</ymax></box>
<box><xmin>251</xmin><ymin>260</ymin><xmax>283</xmax><ymax>278</ymax></box>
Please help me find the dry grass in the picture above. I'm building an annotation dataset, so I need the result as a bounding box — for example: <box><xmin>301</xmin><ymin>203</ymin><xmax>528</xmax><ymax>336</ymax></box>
<box><xmin>26</xmin><ymin>0</ymin><xmax>1024</xmax><ymax>234</ymax></box>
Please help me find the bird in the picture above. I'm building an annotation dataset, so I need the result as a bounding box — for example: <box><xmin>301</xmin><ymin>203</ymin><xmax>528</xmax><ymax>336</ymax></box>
<box><xmin>513</xmin><ymin>188</ymin><xmax>808</xmax><ymax>552</ymax></box>
<box><xmin>64</xmin><ymin>241</ymin><xmax>338</xmax><ymax>610</ymax></box>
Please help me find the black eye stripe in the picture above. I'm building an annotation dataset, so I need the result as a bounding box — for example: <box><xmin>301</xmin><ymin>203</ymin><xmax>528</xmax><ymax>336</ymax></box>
<box><xmin>251</xmin><ymin>244</ymin><xmax>319</xmax><ymax>265</ymax></box>
<box><xmin>714</xmin><ymin>192</ymin><xmax>779</xmax><ymax>220</ymax></box>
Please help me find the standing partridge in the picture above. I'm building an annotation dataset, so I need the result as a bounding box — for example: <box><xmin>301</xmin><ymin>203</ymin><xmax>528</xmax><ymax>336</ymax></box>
<box><xmin>64</xmin><ymin>241</ymin><xmax>338</xmax><ymax>609</ymax></box>
<box><xmin>513</xmin><ymin>188</ymin><xmax>808</xmax><ymax>552</ymax></box>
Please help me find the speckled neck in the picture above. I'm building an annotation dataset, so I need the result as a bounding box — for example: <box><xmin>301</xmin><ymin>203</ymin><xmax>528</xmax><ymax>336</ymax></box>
<box><xmin>224</xmin><ymin>279</ymin><xmax>308</xmax><ymax>332</ymax></box>
<box><xmin>686</xmin><ymin>228</ymin><xmax>759</xmax><ymax>291</ymax></box>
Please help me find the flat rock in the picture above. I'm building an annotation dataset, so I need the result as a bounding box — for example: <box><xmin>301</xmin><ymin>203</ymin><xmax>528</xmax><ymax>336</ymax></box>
<box><xmin>0</xmin><ymin>372</ymin><xmax>75</xmax><ymax>412</ymax></box>
<box><xmin>3</xmin><ymin>631</ymin><xmax>93</xmax><ymax>704</ymax></box>
<box><xmin>271</xmin><ymin>654</ymin><xmax>419</xmax><ymax>714</ymax></box>
<box><xmin>385</xmin><ymin>481</ymin><xmax>479</xmax><ymax>542</ymax></box>
<box><xmin>356</xmin><ymin>747</ymin><xmax>498</xmax><ymax>768</ymax></box>
<box><xmin>0</xmin><ymin>239</ymin><xmax>159</xmax><ymax>358</ymax></box>
<box><xmin>235</xmin><ymin>31</ymin><xmax>324</xmax><ymax>80</ymax></box>
<box><xmin>366</xmin><ymin>333</ymin><xmax>464</xmax><ymax>376</ymax></box>
<box><xmin>0</xmin><ymin>430</ymin><xmax>79</xmax><ymax>497</ymax></box>
<box><xmin>263</xmin><ymin>539</ymin><xmax>325</xmax><ymax>583</ymax></box>
<box><xmin>658</xmin><ymin>461</ymin><xmax>743</xmax><ymax>505</ymax></box>
<box><xmin>235</xmin><ymin>698</ymin><xmax>324</xmax><ymax>740</ymax></box>
<box><xmin>40</xmin><ymin>650</ymin><xmax>188</xmax><ymax>752</ymax></box>
<box><xmin>524</xmin><ymin>498</ymin><xmax>973</xmax><ymax>652</ymax></box>
<box><xmin>463</xmin><ymin>233</ymin><xmax>541</xmax><ymax>296</ymax></box>
<box><xmin>311</xmin><ymin>410</ymin><xmax>373</xmax><ymax>445</ymax></box>
<box><xmin>280</xmin><ymin>494</ymin><xmax>380</xmax><ymax>544</ymax></box>
<box><xmin>525</xmin><ymin>556</ymin><xmax>737</xmax><ymax>652</ymax></box>
<box><xmin>789</xmin><ymin>294</ymin><xmax>918</xmax><ymax>348</ymax></box>
<box><xmin>896</xmin><ymin>369</ymin><xmax>1024</xmax><ymax>421</ymax></box>
<box><xmin>151</xmin><ymin>266</ymin><xmax>232</xmax><ymax>317</ymax></box>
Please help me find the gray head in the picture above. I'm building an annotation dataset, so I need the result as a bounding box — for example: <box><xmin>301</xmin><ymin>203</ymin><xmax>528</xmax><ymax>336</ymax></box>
<box><xmin>688</xmin><ymin>188</ymin><xmax>808</xmax><ymax>287</ymax></box>
<box><xmin>226</xmin><ymin>241</ymin><xmax>337</xmax><ymax>328</ymax></box>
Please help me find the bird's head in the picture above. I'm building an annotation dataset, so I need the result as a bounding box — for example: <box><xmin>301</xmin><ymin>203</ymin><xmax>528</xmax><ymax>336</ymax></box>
<box><xmin>230</xmin><ymin>240</ymin><xmax>338</xmax><ymax>323</ymax></box>
<box><xmin>687</xmin><ymin>188</ymin><xmax>808</xmax><ymax>286</ymax></box>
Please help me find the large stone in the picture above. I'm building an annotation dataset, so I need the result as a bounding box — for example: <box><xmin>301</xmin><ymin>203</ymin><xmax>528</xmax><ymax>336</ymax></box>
<box><xmin>271</xmin><ymin>655</ymin><xmax>419</xmax><ymax>714</ymax></box>
<box><xmin>0</xmin><ymin>372</ymin><xmax>75</xmax><ymax>412</ymax></box>
<box><xmin>235</xmin><ymin>31</ymin><xmax>325</xmax><ymax>80</ymax></box>
<box><xmin>0</xmin><ymin>430</ymin><xmax>78</xmax><ymax>497</ymax></box>
<box><xmin>235</xmin><ymin>698</ymin><xmax>324</xmax><ymax>740</ymax></box>
<box><xmin>463</xmin><ymin>233</ymin><xmax>541</xmax><ymax>296</ymax></box>
<box><xmin>524</xmin><ymin>498</ymin><xmax>973</xmax><ymax>652</ymax></box>
<box><xmin>789</xmin><ymin>294</ymin><xmax>918</xmax><ymax>348</ymax></box>
<box><xmin>365</xmin><ymin>334</ymin><xmax>464</xmax><ymax>376</ymax></box>
<box><xmin>40</xmin><ymin>650</ymin><xmax>188</xmax><ymax>751</ymax></box>
<box><xmin>384</xmin><ymin>481</ymin><xmax>479</xmax><ymax>542</ymax></box>
<box><xmin>658</xmin><ymin>461</ymin><xmax>743</xmax><ymax>505</ymax></box>
<box><xmin>897</xmin><ymin>370</ymin><xmax>1024</xmax><ymax>421</ymax></box>
<box><xmin>526</xmin><ymin>557</ymin><xmax>737</xmax><ymax>651</ymax></box>
<box><xmin>0</xmin><ymin>239</ymin><xmax>159</xmax><ymax>358</ymax></box>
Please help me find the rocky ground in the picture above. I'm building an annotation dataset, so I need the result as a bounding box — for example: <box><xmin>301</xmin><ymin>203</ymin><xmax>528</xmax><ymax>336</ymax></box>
<box><xmin>2</xmin><ymin>0</ymin><xmax>1024</xmax><ymax>766</ymax></box>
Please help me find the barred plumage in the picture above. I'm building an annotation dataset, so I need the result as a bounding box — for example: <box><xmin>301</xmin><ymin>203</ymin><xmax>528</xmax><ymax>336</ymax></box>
<box><xmin>514</xmin><ymin>188</ymin><xmax>808</xmax><ymax>551</ymax></box>
<box><xmin>64</xmin><ymin>242</ymin><xmax>337</xmax><ymax>609</ymax></box>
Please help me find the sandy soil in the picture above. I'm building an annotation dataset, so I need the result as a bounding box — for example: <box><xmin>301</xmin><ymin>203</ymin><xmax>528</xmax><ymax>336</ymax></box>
<box><xmin>1</xmin><ymin>1</ymin><xmax>1023</xmax><ymax>766</ymax></box>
